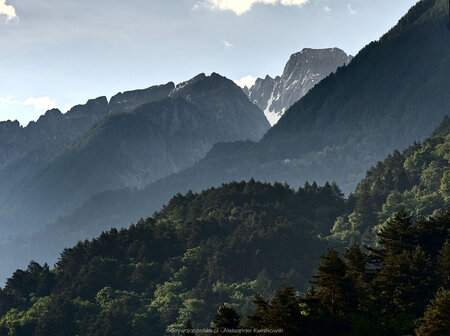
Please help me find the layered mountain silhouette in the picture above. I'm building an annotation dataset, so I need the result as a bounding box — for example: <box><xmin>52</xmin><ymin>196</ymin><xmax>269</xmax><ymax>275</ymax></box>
<box><xmin>0</xmin><ymin>73</ymin><xmax>269</xmax><ymax>234</ymax></box>
<box><xmin>30</xmin><ymin>0</ymin><xmax>450</xmax><ymax>243</ymax></box>
<box><xmin>245</xmin><ymin>48</ymin><xmax>352</xmax><ymax>125</ymax></box>
<box><xmin>1</xmin><ymin>0</ymin><xmax>450</xmax><ymax>284</ymax></box>
<box><xmin>0</xmin><ymin>83</ymin><xmax>175</xmax><ymax>206</ymax></box>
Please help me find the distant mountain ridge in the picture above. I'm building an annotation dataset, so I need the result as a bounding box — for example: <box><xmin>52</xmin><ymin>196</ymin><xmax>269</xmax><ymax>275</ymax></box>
<box><xmin>32</xmin><ymin>0</ymin><xmax>450</xmax><ymax>241</ymax></box>
<box><xmin>0</xmin><ymin>73</ymin><xmax>269</xmax><ymax>234</ymax></box>
<box><xmin>245</xmin><ymin>48</ymin><xmax>352</xmax><ymax>125</ymax></box>
<box><xmin>0</xmin><ymin>82</ymin><xmax>178</xmax><ymax>205</ymax></box>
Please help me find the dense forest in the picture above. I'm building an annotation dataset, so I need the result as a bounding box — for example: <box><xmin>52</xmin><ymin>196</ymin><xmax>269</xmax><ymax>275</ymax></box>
<box><xmin>1</xmin><ymin>0</ymin><xmax>450</xmax><ymax>332</ymax></box>
<box><xmin>0</xmin><ymin>181</ymin><xmax>351</xmax><ymax>335</ymax></box>
<box><xmin>211</xmin><ymin>212</ymin><xmax>450</xmax><ymax>336</ymax></box>
<box><xmin>2</xmin><ymin>0</ymin><xmax>448</xmax><ymax>285</ymax></box>
<box><xmin>0</xmin><ymin>116</ymin><xmax>449</xmax><ymax>335</ymax></box>
<box><xmin>332</xmin><ymin>116</ymin><xmax>450</xmax><ymax>243</ymax></box>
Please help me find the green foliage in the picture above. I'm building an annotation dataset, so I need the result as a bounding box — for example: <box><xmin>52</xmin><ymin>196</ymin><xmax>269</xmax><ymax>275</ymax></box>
<box><xmin>415</xmin><ymin>289</ymin><xmax>450</xmax><ymax>336</ymax></box>
<box><xmin>351</xmin><ymin>115</ymin><xmax>450</xmax><ymax>236</ymax></box>
<box><xmin>232</xmin><ymin>211</ymin><xmax>450</xmax><ymax>336</ymax></box>
<box><xmin>0</xmin><ymin>180</ymin><xmax>347</xmax><ymax>334</ymax></box>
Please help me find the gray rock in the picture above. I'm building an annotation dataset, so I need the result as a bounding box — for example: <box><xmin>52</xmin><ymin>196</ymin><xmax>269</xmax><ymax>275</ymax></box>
<box><xmin>247</xmin><ymin>48</ymin><xmax>352</xmax><ymax>125</ymax></box>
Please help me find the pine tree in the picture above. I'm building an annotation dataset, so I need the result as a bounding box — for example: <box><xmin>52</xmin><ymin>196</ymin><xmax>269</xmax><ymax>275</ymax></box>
<box><xmin>212</xmin><ymin>305</ymin><xmax>240</xmax><ymax>335</ymax></box>
<box><xmin>415</xmin><ymin>289</ymin><xmax>450</xmax><ymax>336</ymax></box>
<box><xmin>344</xmin><ymin>243</ymin><xmax>368</xmax><ymax>283</ymax></box>
<box><xmin>369</xmin><ymin>211</ymin><xmax>415</xmax><ymax>263</ymax></box>
<box><xmin>246</xmin><ymin>294</ymin><xmax>269</xmax><ymax>330</ymax></box>
<box><xmin>374</xmin><ymin>246</ymin><xmax>435</xmax><ymax>317</ymax></box>
<box><xmin>264</xmin><ymin>285</ymin><xmax>303</xmax><ymax>336</ymax></box>
<box><xmin>311</xmin><ymin>249</ymin><xmax>352</xmax><ymax>318</ymax></box>
<box><xmin>344</xmin><ymin>243</ymin><xmax>368</xmax><ymax>310</ymax></box>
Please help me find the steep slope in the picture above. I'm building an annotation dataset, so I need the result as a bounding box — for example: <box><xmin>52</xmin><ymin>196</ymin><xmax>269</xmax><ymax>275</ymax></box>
<box><xmin>0</xmin><ymin>82</ymin><xmax>175</xmax><ymax>206</ymax></box>
<box><xmin>0</xmin><ymin>181</ymin><xmax>349</xmax><ymax>334</ymax></box>
<box><xmin>150</xmin><ymin>0</ymin><xmax>450</xmax><ymax>194</ymax></box>
<box><xmin>0</xmin><ymin>73</ymin><xmax>269</xmax><ymax>233</ymax></box>
<box><xmin>108</xmin><ymin>82</ymin><xmax>175</xmax><ymax>114</ymax></box>
<box><xmin>246</xmin><ymin>48</ymin><xmax>352</xmax><ymax>125</ymax></box>
<box><xmin>33</xmin><ymin>0</ymin><xmax>450</xmax><ymax>241</ymax></box>
<box><xmin>0</xmin><ymin>98</ymin><xmax>109</xmax><ymax>203</ymax></box>
<box><xmin>335</xmin><ymin>114</ymin><xmax>450</xmax><ymax>239</ymax></box>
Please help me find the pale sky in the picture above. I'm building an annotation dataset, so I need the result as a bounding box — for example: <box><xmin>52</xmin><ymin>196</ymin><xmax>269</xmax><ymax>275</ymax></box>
<box><xmin>0</xmin><ymin>0</ymin><xmax>419</xmax><ymax>125</ymax></box>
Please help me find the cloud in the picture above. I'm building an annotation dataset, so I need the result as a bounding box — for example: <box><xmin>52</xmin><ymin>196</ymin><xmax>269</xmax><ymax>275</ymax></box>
<box><xmin>324</xmin><ymin>5</ymin><xmax>331</xmax><ymax>12</ymax></box>
<box><xmin>0</xmin><ymin>0</ymin><xmax>16</xmax><ymax>21</ymax></box>
<box><xmin>0</xmin><ymin>96</ymin><xmax>57</xmax><ymax>112</ymax></box>
<box><xmin>23</xmin><ymin>97</ymin><xmax>57</xmax><ymax>112</ymax></box>
<box><xmin>202</xmin><ymin>0</ymin><xmax>309</xmax><ymax>15</ymax></box>
<box><xmin>222</xmin><ymin>40</ymin><xmax>234</xmax><ymax>47</ymax></box>
<box><xmin>347</xmin><ymin>3</ymin><xmax>356</xmax><ymax>15</ymax></box>
<box><xmin>234</xmin><ymin>75</ymin><xmax>257</xmax><ymax>88</ymax></box>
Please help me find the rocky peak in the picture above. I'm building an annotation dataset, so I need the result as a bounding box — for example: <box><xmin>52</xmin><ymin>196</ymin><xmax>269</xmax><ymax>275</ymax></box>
<box><xmin>247</xmin><ymin>48</ymin><xmax>353</xmax><ymax>125</ymax></box>
<box><xmin>109</xmin><ymin>82</ymin><xmax>175</xmax><ymax>114</ymax></box>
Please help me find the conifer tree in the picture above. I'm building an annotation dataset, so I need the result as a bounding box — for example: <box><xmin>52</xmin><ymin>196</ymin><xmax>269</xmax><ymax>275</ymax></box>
<box><xmin>369</xmin><ymin>211</ymin><xmax>415</xmax><ymax>263</ymax></box>
<box><xmin>344</xmin><ymin>243</ymin><xmax>368</xmax><ymax>310</ymax></box>
<box><xmin>212</xmin><ymin>305</ymin><xmax>240</xmax><ymax>335</ymax></box>
<box><xmin>374</xmin><ymin>246</ymin><xmax>435</xmax><ymax>317</ymax></box>
<box><xmin>344</xmin><ymin>243</ymin><xmax>368</xmax><ymax>283</ymax></box>
<box><xmin>246</xmin><ymin>294</ymin><xmax>269</xmax><ymax>329</ymax></box>
<box><xmin>311</xmin><ymin>249</ymin><xmax>352</xmax><ymax>318</ymax></box>
<box><xmin>264</xmin><ymin>285</ymin><xmax>303</xmax><ymax>336</ymax></box>
<box><xmin>415</xmin><ymin>289</ymin><xmax>450</xmax><ymax>336</ymax></box>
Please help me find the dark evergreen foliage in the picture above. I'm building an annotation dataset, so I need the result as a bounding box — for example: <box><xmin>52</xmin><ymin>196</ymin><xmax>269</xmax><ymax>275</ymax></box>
<box><xmin>0</xmin><ymin>180</ymin><xmax>347</xmax><ymax>335</ymax></box>
<box><xmin>234</xmin><ymin>212</ymin><xmax>450</xmax><ymax>336</ymax></box>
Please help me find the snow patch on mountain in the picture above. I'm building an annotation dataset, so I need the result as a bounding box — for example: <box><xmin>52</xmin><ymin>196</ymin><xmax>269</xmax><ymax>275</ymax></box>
<box><xmin>246</xmin><ymin>48</ymin><xmax>353</xmax><ymax>125</ymax></box>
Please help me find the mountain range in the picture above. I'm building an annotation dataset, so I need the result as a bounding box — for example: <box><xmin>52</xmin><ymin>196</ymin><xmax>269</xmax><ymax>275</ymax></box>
<box><xmin>245</xmin><ymin>48</ymin><xmax>352</xmax><ymax>125</ymax></box>
<box><xmin>41</xmin><ymin>0</ymin><xmax>450</xmax><ymax>239</ymax></box>
<box><xmin>1</xmin><ymin>0</ymin><xmax>450</xmax><ymax>289</ymax></box>
<box><xmin>0</xmin><ymin>73</ymin><xmax>269</xmax><ymax>234</ymax></box>
<box><xmin>0</xmin><ymin>97</ymin><xmax>448</xmax><ymax>336</ymax></box>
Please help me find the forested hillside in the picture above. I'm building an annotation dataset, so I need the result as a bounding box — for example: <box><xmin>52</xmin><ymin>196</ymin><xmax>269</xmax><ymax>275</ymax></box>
<box><xmin>213</xmin><ymin>212</ymin><xmax>450</xmax><ymax>336</ymax></box>
<box><xmin>0</xmin><ymin>115</ymin><xmax>449</xmax><ymax>335</ymax></box>
<box><xmin>146</xmin><ymin>0</ymin><xmax>450</xmax><ymax>196</ymax></box>
<box><xmin>0</xmin><ymin>181</ymin><xmax>350</xmax><ymax>335</ymax></box>
<box><xmin>35</xmin><ymin>0</ymin><xmax>450</xmax><ymax>252</ymax></box>
<box><xmin>0</xmin><ymin>73</ymin><xmax>269</xmax><ymax>235</ymax></box>
<box><xmin>331</xmin><ymin>115</ymin><xmax>450</xmax><ymax>242</ymax></box>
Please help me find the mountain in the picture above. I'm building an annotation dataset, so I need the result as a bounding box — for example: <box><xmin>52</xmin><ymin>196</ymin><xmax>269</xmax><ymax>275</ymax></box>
<box><xmin>0</xmin><ymin>98</ymin><xmax>109</xmax><ymax>204</ymax></box>
<box><xmin>22</xmin><ymin>0</ymin><xmax>450</xmax><ymax>245</ymax></box>
<box><xmin>0</xmin><ymin>73</ymin><xmax>269</xmax><ymax>234</ymax></box>
<box><xmin>0</xmin><ymin>137</ymin><xmax>448</xmax><ymax>334</ymax></box>
<box><xmin>146</xmin><ymin>0</ymin><xmax>450</xmax><ymax>195</ymax></box>
<box><xmin>0</xmin><ymin>82</ymin><xmax>175</xmax><ymax>207</ymax></box>
<box><xmin>245</xmin><ymin>48</ymin><xmax>352</xmax><ymax>125</ymax></box>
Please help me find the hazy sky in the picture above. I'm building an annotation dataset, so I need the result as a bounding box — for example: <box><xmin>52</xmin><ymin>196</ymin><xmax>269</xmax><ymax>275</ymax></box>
<box><xmin>0</xmin><ymin>0</ymin><xmax>418</xmax><ymax>125</ymax></box>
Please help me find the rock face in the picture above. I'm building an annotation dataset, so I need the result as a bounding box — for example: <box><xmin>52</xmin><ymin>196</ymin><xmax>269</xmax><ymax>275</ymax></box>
<box><xmin>247</xmin><ymin>48</ymin><xmax>352</xmax><ymax>125</ymax></box>
<box><xmin>109</xmin><ymin>82</ymin><xmax>175</xmax><ymax>114</ymax></box>
<box><xmin>0</xmin><ymin>73</ymin><xmax>269</xmax><ymax>233</ymax></box>
<box><xmin>0</xmin><ymin>82</ymin><xmax>179</xmax><ymax>206</ymax></box>
<box><xmin>0</xmin><ymin>98</ymin><xmax>109</xmax><ymax>204</ymax></box>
